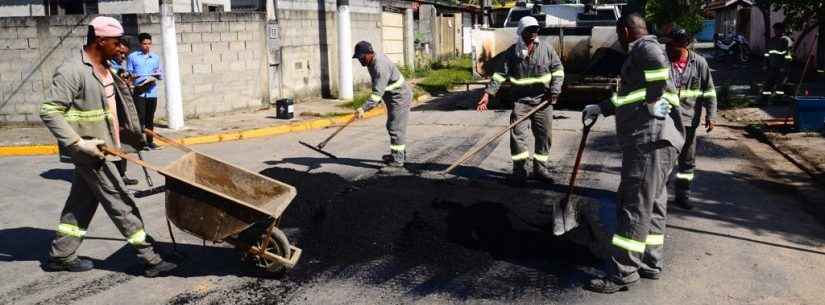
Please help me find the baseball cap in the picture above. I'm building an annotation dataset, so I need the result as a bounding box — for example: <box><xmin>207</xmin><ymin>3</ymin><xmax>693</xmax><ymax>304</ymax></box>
<box><xmin>352</xmin><ymin>41</ymin><xmax>374</xmax><ymax>59</ymax></box>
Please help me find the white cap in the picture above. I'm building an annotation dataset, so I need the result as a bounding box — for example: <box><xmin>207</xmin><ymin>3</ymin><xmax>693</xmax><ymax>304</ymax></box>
<box><xmin>517</xmin><ymin>16</ymin><xmax>539</xmax><ymax>36</ymax></box>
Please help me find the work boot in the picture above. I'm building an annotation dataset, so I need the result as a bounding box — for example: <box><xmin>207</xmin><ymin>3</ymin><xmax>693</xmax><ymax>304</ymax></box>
<box><xmin>147</xmin><ymin>142</ymin><xmax>160</xmax><ymax>150</ymax></box>
<box><xmin>508</xmin><ymin>160</ymin><xmax>528</xmax><ymax>187</ymax></box>
<box><xmin>674</xmin><ymin>193</ymin><xmax>694</xmax><ymax>210</ymax></box>
<box><xmin>585</xmin><ymin>277</ymin><xmax>637</xmax><ymax>294</ymax></box>
<box><xmin>532</xmin><ymin>161</ymin><xmax>555</xmax><ymax>184</ymax></box>
<box><xmin>639</xmin><ymin>269</ymin><xmax>661</xmax><ymax>280</ymax></box>
<box><xmin>381</xmin><ymin>154</ymin><xmax>394</xmax><ymax>164</ymax></box>
<box><xmin>144</xmin><ymin>260</ymin><xmax>178</xmax><ymax>278</ymax></box>
<box><xmin>379</xmin><ymin>161</ymin><xmax>407</xmax><ymax>174</ymax></box>
<box><xmin>122</xmin><ymin>176</ymin><xmax>139</xmax><ymax>186</ymax></box>
<box><xmin>44</xmin><ymin>257</ymin><xmax>94</xmax><ymax>272</ymax></box>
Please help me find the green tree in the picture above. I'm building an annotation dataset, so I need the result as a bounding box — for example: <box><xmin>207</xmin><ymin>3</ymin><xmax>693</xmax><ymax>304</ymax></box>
<box><xmin>644</xmin><ymin>0</ymin><xmax>705</xmax><ymax>34</ymax></box>
<box><xmin>773</xmin><ymin>0</ymin><xmax>824</xmax><ymax>53</ymax></box>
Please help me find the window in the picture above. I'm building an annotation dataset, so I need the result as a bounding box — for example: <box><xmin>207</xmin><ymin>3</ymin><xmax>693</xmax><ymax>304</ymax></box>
<box><xmin>46</xmin><ymin>0</ymin><xmax>98</xmax><ymax>16</ymax></box>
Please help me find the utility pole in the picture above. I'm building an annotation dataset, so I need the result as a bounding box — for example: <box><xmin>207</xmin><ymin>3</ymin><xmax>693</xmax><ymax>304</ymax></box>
<box><xmin>337</xmin><ymin>0</ymin><xmax>353</xmax><ymax>100</ymax></box>
<box><xmin>404</xmin><ymin>7</ymin><xmax>415</xmax><ymax>73</ymax></box>
<box><xmin>160</xmin><ymin>0</ymin><xmax>185</xmax><ymax>129</ymax></box>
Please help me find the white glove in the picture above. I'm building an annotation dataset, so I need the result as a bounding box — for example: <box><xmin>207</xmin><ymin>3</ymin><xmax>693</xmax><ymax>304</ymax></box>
<box><xmin>582</xmin><ymin>104</ymin><xmax>602</xmax><ymax>124</ymax></box>
<box><xmin>647</xmin><ymin>99</ymin><xmax>672</xmax><ymax>119</ymax></box>
<box><xmin>355</xmin><ymin>107</ymin><xmax>365</xmax><ymax>119</ymax></box>
<box><xmin>70</xmin><ymin>138</ymin><xmax>105</xmax><ymax>159</ymax></box>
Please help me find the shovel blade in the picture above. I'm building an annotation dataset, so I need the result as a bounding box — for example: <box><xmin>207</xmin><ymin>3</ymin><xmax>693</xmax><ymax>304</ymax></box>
<box><xmin>299</xmin><ymin>141</ymin><xmax>339</xmax><ymax>159</ymax></box>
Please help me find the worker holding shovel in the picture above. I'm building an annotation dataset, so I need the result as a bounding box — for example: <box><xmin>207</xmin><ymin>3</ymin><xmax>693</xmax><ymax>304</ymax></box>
<box><xmin>353</xmin><ymin>41</ymin><xmax>413</xmax><ymax>173</ymax></box>
<box><xmin>476</xmin><ymin>16</ymin><xmax>565</xmax><ymax>187</ymax></box>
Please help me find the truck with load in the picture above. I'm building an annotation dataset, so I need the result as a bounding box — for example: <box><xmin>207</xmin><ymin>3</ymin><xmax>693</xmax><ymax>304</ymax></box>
<box><xmin>470</xmin><ymin>0</ymin><xmax>626</xmax><ymax>106</ymax></box>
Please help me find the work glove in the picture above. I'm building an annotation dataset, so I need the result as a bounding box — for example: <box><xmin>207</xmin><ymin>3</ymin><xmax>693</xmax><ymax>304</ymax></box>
<box><xmin>646</xmin><ymin>99</ymin><xmax>672</xmax><ymax>119</ymax></box>
<box><xmin>582</xmin><ymin>104</ymin><xmax>601</xmax><ymax>125</ymax></box>
<box><xmin>68</xmin><ymin>138</ymin><xmax>105</xmax><ymax>165</ymax></box>
<box><xmin>355</xmin><ymin>107</ymin><xmax>365</xmax><ymax>119</ymax></box>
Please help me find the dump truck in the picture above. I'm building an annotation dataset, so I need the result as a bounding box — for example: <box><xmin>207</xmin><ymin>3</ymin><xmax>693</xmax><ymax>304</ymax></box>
<box><xmin>470</xmin><ymin>1</ymin><xmax>626</xmax><ymax>106</ymax></box>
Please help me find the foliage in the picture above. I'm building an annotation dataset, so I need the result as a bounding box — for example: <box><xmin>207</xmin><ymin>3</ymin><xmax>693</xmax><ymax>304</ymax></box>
<box><xmin>644</xmin><ymin>0</ymin><xmax>705</xmax><ymax>34</ymax></box>
<box><xmin>416</xmin><ymin>56</ymin><xmax>474</xmax><ymax>94</ymax></box>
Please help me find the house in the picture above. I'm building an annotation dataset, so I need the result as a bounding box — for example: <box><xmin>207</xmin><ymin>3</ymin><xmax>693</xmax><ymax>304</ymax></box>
<box><xmin>0</xmin><ymin>0</ymin><xmax>231</xmax><ymax>16</ymax></box>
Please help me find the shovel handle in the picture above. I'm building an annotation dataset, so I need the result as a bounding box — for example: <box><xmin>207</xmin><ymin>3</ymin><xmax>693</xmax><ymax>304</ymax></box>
<box><xmin>100</xmin><ymin>146</ymin><xmax>165</xmax><ymax>173</ymax></box>
<box><xmin>144</xmin><ymin>128</ymin><xmax>193</xmax><ymax>153</ymax></box>
<box><xmin>318</xmin><ymin>114</ymin><xmax>358</xmax><ymax>149</ymax></box>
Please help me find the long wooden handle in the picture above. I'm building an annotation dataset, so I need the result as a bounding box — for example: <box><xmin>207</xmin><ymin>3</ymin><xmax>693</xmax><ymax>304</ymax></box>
<box><xmin>318</xmin><ymin>114</ymin><xmax>358</xmax><ymax>149</ymax></box>
<box><xmin>144</xmin><ymin>128</ymin><xmax>193</xmax><ymax>153</ymax></box>
<box><xmin>441</xmin><ymin>100</ymin><xmax>551</xmax><ymax>175</ymax></box>
<box><xmin>101</xmin><ymin>146</ymin><xmax>165</xmax><ymax>173</ymax></box>
<box><xmin>565</xmin><ymin>124</ymin><xmax>593</xmax><ymax>198</ymax></box>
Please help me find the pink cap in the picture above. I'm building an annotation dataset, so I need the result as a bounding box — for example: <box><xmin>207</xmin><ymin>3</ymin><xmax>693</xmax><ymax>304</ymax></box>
<box><xmin>89</xmin><ymin>16</ymin><xmax>123</xmax><ymax>38</ymax></box>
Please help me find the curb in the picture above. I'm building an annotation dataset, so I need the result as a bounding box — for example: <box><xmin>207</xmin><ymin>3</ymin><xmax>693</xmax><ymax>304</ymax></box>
<box><xmin>0</xmin><ymin>107</ymin><xmax>387</xmax><ymax>157</ymax></box>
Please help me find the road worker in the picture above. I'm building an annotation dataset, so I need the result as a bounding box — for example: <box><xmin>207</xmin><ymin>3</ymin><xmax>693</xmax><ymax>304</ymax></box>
<box><xmin>476</xmin><ymin>16</ymin><xmax>565</xmax><ymax>187</ymax></box>
<box><xmin>665</xmin><ymin>26</ymin><xmax>718</xmax><ymax>210</ymax></box>
<box><xmin>353</xmin><ymin>41</ymin><xmax>413</xmax><ymax>173</ymax></box>
<box><xmin>763</xmin><ymin>22</ymin><xmax>793</xmax><ymax>101</ymax></box>
<box><xmin>581</xmin><ymin>13</ymin><xmax>684</xmax><ymax>293</ymax></box>
<box><xmin>39</xmin><ymin>17</ymin><xmax>177</xmax><ymax>277</ymax></box>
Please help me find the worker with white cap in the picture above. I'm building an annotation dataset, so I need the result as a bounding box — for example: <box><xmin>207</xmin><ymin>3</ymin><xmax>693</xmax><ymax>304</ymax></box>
<box><xmin>40</xmin><ymin>16</ymin><xmax>178</xmax><ymax>277</ymax></box>
<box><xmin>477</xmin><ymin>16</ymin><xmax>565</xmax><ymax>186</ymax></box>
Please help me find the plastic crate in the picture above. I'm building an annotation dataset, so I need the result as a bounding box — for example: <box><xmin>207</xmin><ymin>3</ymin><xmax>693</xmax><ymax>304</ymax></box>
<box><xmin>793</xmin><ymin>96</ymin><xmax>825</xmax><ymax>131</ymax></box>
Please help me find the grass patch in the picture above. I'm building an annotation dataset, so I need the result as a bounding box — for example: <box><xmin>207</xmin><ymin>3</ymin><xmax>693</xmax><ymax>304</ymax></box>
<box><xmin>416</xmin><ymin>56</ymin><xmax>473</xmax><ymax>94</ymax></box>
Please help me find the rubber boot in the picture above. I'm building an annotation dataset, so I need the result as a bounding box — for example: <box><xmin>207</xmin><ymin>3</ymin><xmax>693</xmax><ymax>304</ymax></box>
<box><xmin>532</xmin><ymin>161</ymin><xmax>555</xmax><ymax>184</ymax></box>
<box><xmin>44</xmin><ymin>257</ymin><xmax>94</xmax><ymax>272</ymax></box>
<box><xmin>508</xmin><ymin>160</ymin><xmax>528</xmax><ymax>187</ymax></box>
<box><xmin>145</xmin><ymin>260</ymin><xmax>178</xmax><ymax>278</ymax></box>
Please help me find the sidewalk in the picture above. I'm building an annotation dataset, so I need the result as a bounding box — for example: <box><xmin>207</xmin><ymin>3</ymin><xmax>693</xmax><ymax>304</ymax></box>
<box><xmin>0</xmin><ymin>96</ymin><xmax>428</xmax><ymax>156</ymax></box>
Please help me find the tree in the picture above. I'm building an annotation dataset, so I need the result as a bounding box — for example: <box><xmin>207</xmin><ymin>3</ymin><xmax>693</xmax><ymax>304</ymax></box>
<box><xmin>644</xmin><ymin>0</ymin><xmax>705</xmax><ymax>34</ymax></box>
<box><xmin>773</xmin><ymin>0</ymin><xmax>825</xmax><ymax>53</ymax></box>
<box><xmin>754</xmin><ymin>0</ymin><xmax>773</xmax><ymax>47</ymax></box>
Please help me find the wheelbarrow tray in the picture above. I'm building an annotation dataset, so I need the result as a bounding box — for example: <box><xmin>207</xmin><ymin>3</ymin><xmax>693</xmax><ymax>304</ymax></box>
<box><xmin>159</xmin><ymin>151</ymin><xmax>297</xmax><ymax>242</ymax></box>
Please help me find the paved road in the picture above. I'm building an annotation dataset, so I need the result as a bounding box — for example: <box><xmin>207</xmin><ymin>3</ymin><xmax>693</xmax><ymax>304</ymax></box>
<box><xmin>1</xmin><ymin>94</ymin><xmax>824</xmax><ymax>305</ymax></box>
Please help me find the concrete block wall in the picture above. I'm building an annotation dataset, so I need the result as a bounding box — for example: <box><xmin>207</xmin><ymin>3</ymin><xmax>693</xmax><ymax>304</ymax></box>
<box><xmin>0</xmin><ymin>12</ymin><xmax>267</xmax><ymax>123</ymax></box>
<box><xmin>276</xmin><ymin>0</ymin><xmax>383</xmax><ymax>99</ymax></box>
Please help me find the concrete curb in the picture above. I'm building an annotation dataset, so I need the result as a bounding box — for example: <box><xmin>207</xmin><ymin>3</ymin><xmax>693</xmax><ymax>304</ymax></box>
<box><xmin>0</xmin><ymin>108</ymin><xmax>387</xmax><ymax>157</ymax></box>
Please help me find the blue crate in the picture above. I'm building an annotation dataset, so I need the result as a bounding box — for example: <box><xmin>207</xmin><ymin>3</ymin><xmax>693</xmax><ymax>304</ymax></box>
<box><xmin>794</xmin><ymin>97</ymin><xmax>825</xmax><ymax>131</ymax></box>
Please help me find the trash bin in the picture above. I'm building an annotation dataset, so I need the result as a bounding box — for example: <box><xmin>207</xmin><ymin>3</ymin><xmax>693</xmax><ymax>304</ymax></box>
<box><xmin>793</xmin><ymin>96</ymin><xmax>825</xmax><ymax>131</ymax></box>
<box><xmin>275</xmin><ymin>98</ymin><xmax>294</xmax><ymax>120</ymax></box>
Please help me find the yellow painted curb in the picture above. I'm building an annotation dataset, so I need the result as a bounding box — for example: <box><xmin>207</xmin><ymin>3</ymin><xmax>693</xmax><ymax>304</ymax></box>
<box><xmin>0</xmin><ymin>107</ymin><xmax>387</xmax><ymax>157</ymax></box>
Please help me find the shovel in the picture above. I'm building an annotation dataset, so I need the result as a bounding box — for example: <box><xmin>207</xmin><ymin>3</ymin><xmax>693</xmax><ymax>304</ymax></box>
<box><xmin>299</xmin><ymin>114</ymin><xmax>359</xmax><ymax>159</ymax></box>
<box><xmin>552</xmin><ymin>114</ymin><xmax>597</xmax><ymax>236</ymax></box>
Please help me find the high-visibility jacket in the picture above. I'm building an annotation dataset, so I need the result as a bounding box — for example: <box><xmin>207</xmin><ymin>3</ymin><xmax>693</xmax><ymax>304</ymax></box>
<box><xmin>765</xmin><ymin>35</ymin><xmax>794</xmax><ymax>68</ymax></box>
<box><xmin>670</xmin><ymin>51</ymin><xmax>717</xmax><ymax>128</ymax></box>
<box><xmin>362</xmin><ymin>52</ymin><xmax>410</xmax><ymax>111</ymax></box>
<box><xmin>597</xmin><ymin>35</ymin><xmax>685</xmax><ymax>151</ymax></box>
<box><xmin>486</xmin><ymin>39</ymin><xmax>565</xmax><ymax>103</ymax></box>
<box><xmin>40</xmin><ymin>49</ymin><xmax>146</xmax><ymax>163</ymax></box>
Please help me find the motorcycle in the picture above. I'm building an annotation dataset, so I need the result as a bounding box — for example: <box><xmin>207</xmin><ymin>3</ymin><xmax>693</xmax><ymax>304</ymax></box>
<box><xmin>714</xmin><ymin>32</ymin><xmax>751</xmax><ymax>64</ymax></box>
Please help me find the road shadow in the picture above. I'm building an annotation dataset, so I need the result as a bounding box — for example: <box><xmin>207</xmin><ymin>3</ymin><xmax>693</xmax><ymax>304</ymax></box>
<box><xmin>0</xmin><ymin>226</ymin><xmax>282</xmax><ymax>278</ymax></box>
<box><xmin>258</xmin><ymin>165</ymin><xmax>604</xmax><ymax>299</ymax></box>
<box><xmin>40</xmin><ymin>169</ymin><xmax>74</xmax><ymax>183</ymax></box>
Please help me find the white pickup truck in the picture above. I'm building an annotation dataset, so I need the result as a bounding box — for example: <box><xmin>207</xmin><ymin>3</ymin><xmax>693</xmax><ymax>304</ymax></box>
<box><xmin>470</xmin><ymin>1</ymin><xmax>626</xmax><ymax>104</ymax></box>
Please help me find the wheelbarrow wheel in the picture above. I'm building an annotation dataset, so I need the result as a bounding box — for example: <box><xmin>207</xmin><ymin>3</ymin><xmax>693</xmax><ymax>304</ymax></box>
<box><xmin>252</xmin><ymin>226</ymin><xmax>292</xmax><ymax>275</ymax></box>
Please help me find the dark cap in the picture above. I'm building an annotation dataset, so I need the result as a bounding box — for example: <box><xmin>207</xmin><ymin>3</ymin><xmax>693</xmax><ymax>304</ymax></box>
<box><xmin>352</xmin><ymin>41</ymin><xmax>374</xmax><ymax>59</ymax></box>
<box><xmin>667</xmin><ymin>25</ymin><xmax>690</xmax><ymax>44</ymax></box>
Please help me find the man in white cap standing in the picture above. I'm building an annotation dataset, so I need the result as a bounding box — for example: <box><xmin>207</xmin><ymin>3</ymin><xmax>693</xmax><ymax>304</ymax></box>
<box><xmin>39</xmin><ymin>16</ymin><xmax>177</xmax><ymax>277</ymax></box>
<box><xmin>476</xmin><ymin>16</ymin><xmax>565</xmax><ymax>186</ymax></box>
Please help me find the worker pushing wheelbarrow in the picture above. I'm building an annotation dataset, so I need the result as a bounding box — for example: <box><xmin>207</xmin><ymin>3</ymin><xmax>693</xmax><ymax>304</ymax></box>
<box><xmin>103</xmin><ymin>129</ymin><xmax>302</xmax><ymax>275</ymax></box>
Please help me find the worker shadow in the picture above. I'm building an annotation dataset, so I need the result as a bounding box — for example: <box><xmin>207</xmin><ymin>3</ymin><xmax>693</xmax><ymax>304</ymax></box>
<box><xmin>265</xmin><ymin>157</ymin><xmax>384</xmax><ymax>171</ymax></box>
<box><xmin>258</xmin><ymin>165</ymin><xmax>604</xmax><ymax>298</ymax></box>
<box><xmin>0</xmin><ymin>226</ymin><xmax>281</xmax><ymax>278</ymax></box>
<box><xmin>264</xmin><ymin>156</ymin><xmax>511</xmax><ymax>181</ymax></box>
<box><xmin>39</xmin><ymin>169</ymin><xmax>74</xmax><ymax>183</ymax></box>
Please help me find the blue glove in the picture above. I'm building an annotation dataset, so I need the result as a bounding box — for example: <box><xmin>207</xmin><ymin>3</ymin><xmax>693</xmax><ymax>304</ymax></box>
<box><xmin>647</xmin><ymin>99</ymin><xmax>672</xmax><ymax>119</ymax></box>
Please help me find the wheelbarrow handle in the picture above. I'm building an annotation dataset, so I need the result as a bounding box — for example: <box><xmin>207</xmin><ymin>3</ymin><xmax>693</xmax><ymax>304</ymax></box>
<box><xmin>144</xmin><ymin>128</ymin><xmax>193</xmax><ymax>153</ymax></box>
<box><xmin>100</xmin><ymin>146</ymin><xmax>165</xmax><ymax>173</ymax></box>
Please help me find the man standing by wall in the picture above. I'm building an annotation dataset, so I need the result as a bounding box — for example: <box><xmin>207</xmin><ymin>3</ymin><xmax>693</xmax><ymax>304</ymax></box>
<box><xmin>353</xmin><ymin>41</ymin><xmax>413</xmax><ymax>173</ymax></box>
<box><xmin>582</xmin><ymin>13</ymin><xmax>684</xmax><ymax>293</ymax></box>
<box><xmin>128</xmin><ymin>33</ymin><xmax>163</xmax><ymax>149</ymax></box>
<box><xmin>665</xmin><ymin>26</ymin><xmax>717</xmax><ymax>210</ymax></box>
<box><xmin>476</xmin><ymin>16</ymin><xmax>565</xmax><ymax>187</ymax></box>
<box><xmin>39</xmin><ymin>17</ymin><xmax>177</xmax><ymax>277</ymax></box>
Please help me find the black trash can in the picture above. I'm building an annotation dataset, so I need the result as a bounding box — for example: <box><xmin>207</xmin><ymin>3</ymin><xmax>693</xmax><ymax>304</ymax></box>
<box><xmin>275</xmin><ymin>98</ymin><xmax>294</xmax><ymax>120</ymax></box>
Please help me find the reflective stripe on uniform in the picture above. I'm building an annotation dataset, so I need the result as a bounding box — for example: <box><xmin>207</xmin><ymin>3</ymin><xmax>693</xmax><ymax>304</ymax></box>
<box><xmin>385</xmin><ymin>76</ymin><xmax>405</xmax><ymax>91</ymax></box>
<box><xmin>775</xmin><ymin>91</ymin><xmax>785</xmax><ymax>95</ymax></box>
<box><xmin>57</xmin><ymin>223</ymin><xmax>87</xmax><ymax>238</ymax></box>
<box><xmin>676</xmin><ymin>172</ymin><xmax>694</xmax><ymax>181</ymax></box>
<box><xmin>533</xmin><ymin>154</ymin><xmax>549</xmax><ymax>162</ymax></box>
<box><xmin>663</xmin><ymin>92</ymin><xmax>680</xmax><ymax>106</ymax></box>
<box><xmin>369</xmin><ymin>94</ymin><xmax>382</xmax><ymax>102</ymax></box>
<box><xmin>64</xmin><ymin>109</ymin><xmax>108</xmax><ymax>123</ymax></box>
<box><xmin>40</xmin><ymin>103</ymin><xmax>68</xmax><ymax>115</ymax></box>
<box><xmin>767</xmin><ymin>50</ymin><xmax>787</xmax><ymax>55</ymax></box>
<box><xmin>390</xmin><ymin>144</ymin><xmax>406</xmax><ymax>152</ymax></box>
<box><xmin>646</xmin><ymin>234</ymin><xmax>664</xmax><ymax>245</ymax></box>
<box><xmin>762</xmin><ymin>91</ymin><xmax>773</xmax><ymax>95</ymax></box>
<box><xmin>511</xmin><ymin>151</ymin><xmax>530</xmax><ymax>161</ymax></box>
<box><xmin>509</xmin><ymin>73</ymin><xmax>553</xmax><ymax>86</ymax></box>
<box><xmin>644</xmin><ymin>67</ymin><xmax>670</xmax><ymax>82</ymax></box>
<box><xmin>127</xmin><ymin>229</ymin><xmax>147</xmax><ymax>245</ymax></box>
<box><xmin>612</xmin><ymin>88</ymin><xmax>679</xmax><ymax>107</ymax></box>
<box><xmin>612</xmin><ymin>235</ymin><xmax>646</xmax><ymax>253</ymax></box>
<box><xmin>551</xmin><ymin>68</ymin><xmax>565</xmax><ymax>77</ymax></box>
<box><xmin>678</xmin><ymin>90</ymin><xmax>702</xmax><ymax>99</ymax></box>
<box><xmin>703</xmin><ymin>90</ymin><xmax>717</xmax><ymax>98</ymax></box>
<box><xmin>491</xmin><ymin>73</ymin><xmax>506</xmax><ymax>83</ymax></box>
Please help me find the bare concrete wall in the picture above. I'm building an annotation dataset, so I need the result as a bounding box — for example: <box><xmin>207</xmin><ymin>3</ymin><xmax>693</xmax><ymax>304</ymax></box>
<box><xmin>0</xmin><ymin>12</ymin><xmax>267</xmax><ymax>123</ymax></box>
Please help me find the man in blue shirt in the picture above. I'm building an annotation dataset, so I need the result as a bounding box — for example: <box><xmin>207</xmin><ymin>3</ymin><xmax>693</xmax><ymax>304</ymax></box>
<box><xmin>127</xmin><ymin>33</ymin><xmax>163</xmax><ymax>149</ymax></box>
